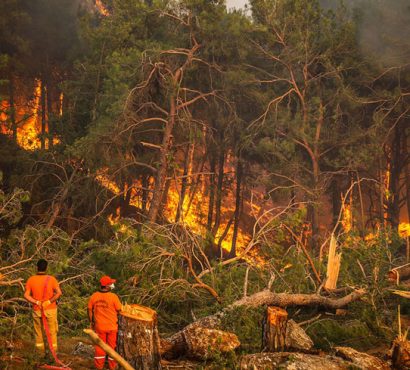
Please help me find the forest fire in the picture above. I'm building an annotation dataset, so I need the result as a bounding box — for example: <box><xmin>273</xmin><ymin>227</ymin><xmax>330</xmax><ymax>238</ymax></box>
<box><xmin>164</xmin><ymin>182</ymin><xmax>251</xmax><ymax>253</ymax></box>
<box><xmin>96</xmin><ymin>169</ymin><xmax>251</xmax><ymax>253</ymax></box>
<box><xmin>0</xmin><ymin>80</ymin><xmax>42</xmax><ymax>150</ymax></box>
<box><xmin>0</xmin><ymin>79</ymin><xmax>59</xmax><ymax>150</ymax></box>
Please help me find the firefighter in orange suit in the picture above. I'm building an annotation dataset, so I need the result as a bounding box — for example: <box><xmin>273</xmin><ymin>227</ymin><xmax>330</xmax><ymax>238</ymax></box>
<box><xmin>24</xmin><ymin>259</ymin><xmax>62</xmax><ymax>354</ymax></box>
<box><xmin>88</xmin><ymin>275</ymin><xmax>122</xmax><ymax>370</ymax></box>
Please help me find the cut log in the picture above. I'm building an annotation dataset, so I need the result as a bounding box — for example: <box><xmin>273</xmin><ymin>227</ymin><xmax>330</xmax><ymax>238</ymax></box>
<box><xmin>239</xmin><ymin>352</ymin><xmax>355</xmax><ymax>369</ymax></box>
<box><xmin>183</xmin><ymin>326</ymin><xmax>240</xmax><ymax>360</ymax></box>
<box><xmin>285</xmin><ymin>319</ymin><xmax>313</xmax><ymax>351</ymax></box>
<box><xmin>117</xmin><ymin>304</ymin><xmax>162</xmax><ymax>370</ymax></box>
<box><xmin>392</xmin><ymin>336</ymin><xmax>410</xmax><ymax>369</ymax></box>
<box><xmin>388</xmin><ymin>265</ymin><xmax>410</xmax><ymax>283</ymax></box>
<box><xmin>335</xmin><ymin>346</ymin><xmax>390</xmax><ymax>370</ymax></box>
<box><xmin>262</xmin><ymin>306</ymin><xmax>288</xmax><ymax>351</ymax></box>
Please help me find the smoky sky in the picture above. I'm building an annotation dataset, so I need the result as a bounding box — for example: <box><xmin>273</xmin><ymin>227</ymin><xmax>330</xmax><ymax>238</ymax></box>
<box><xmin>322</xmin><ymin>0</ymin><xmax>410</xmax><ymax>67</ymax></box>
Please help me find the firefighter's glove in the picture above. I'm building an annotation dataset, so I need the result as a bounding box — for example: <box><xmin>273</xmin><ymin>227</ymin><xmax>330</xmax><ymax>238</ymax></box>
<box><xmin>42</xmin><ymin>300</ymin><xmax>51</xmax><ymax>308</ymax></box>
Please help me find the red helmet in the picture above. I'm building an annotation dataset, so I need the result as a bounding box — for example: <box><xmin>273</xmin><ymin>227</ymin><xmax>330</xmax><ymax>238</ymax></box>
<box><xmin>100</xmin><ymin>275</ymin><xmax>116</xmax><ymax>287</ymax></box>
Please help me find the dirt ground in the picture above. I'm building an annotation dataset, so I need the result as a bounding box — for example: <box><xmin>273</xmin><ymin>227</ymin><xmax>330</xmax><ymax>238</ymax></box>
<box><xmin>1</xmin><ymin>337</ymin><xmax>95</xmax><ymax>370</ymax></box>
<box><xmin>0</xmin><ymin>336</ymin><xmax>200</xmax><ymax>370</ymax></box>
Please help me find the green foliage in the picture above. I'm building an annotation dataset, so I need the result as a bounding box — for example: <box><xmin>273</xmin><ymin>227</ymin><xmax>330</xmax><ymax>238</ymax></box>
<box><xmin>0</xmin><ymin>187</ymin><xmax>30</xmax><ymax>227</ymax></box>
<box><xmin>306</xmin><ymin>318</ymin><xmax>380</xmax><ymax>351</ymax></box>
<box><xmin>221</xmin><ymin>306</ymin><xmax>265</xmax><ymax>353</ymax></box>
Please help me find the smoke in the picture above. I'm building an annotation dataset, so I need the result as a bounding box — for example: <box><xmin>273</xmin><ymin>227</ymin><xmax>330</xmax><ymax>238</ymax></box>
<box><xmin>322</xmin><ymin>0</ymin><xmax>410</xmax><ymax>67</ymax></box>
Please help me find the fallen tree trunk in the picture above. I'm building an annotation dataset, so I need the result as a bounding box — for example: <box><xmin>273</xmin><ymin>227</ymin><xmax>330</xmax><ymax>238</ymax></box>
<box><xmin>335</xmin><ymin>346</ymin><xmax>389</xmax><ymax>370</ymax></box>
<box><xmin>162</xmin><ymin>288</ymin><xmax>365</xmax><ymax>358</ymax></box>
<box><xmin>231</xmin><ymin>288</ymin><xmax>365</xmax><ymax>309</ymax></box>
<box><xmin>388</xmin><ymin>265</ymin><xmax>410</xmax><ymax>283</ymax></box>
<box><xmin>285</xmin><ymin>319</ymin><xmax>313</xmax><ymax>351</ymax></box>
<box><xmin>240</xmin><ymin>352</ymin><xmax>352</xmax><ymax>370</ymax></box>
<box><xmin>184</xmin><ymin>326</ymin><xmax>240</xmax><ymax>360</ymax></box>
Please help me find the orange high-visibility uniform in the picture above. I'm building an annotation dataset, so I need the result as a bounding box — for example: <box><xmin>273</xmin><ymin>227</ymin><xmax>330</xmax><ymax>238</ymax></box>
<box><xmin>25</xmin><ymin>274</ymin><xmax>60</xmax><ymax>352</ymax></box>
<box><xmin>88</xmin><ymin>291</ymin><xmax>122</xmax><ymax>370</ymax></box>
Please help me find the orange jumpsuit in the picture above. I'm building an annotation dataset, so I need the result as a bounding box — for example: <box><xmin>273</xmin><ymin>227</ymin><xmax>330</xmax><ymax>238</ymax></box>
<box><xmin>88</xmin><ymin>291</ymin><xmax>122</xmax><ymax>370</ymax></box>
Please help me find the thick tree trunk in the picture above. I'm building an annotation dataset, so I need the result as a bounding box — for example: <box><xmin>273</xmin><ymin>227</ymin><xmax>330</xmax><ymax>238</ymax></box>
<box><xmin>176</xmin><ymin>143</ymin><xmax>193</xmax><ymax>223</ymax></box>
<box><xmin>262</xmin><ymin>307</ymin><xmax>288</xmax><ymax>352</ymax></box>
<box><xmin>141</xmin><ymin>175</ymin><xmax>150</xmax><ymax>213</ymax></box>
<box><xmin>117</xmin><ymin>304</ymin><xmax>162</xmax><ymax>370</ymax></box>
<box><xmin>331</xmin><ymin>179</ymin><xmax>341</xmax><ymax>229</ymax></box>
<box><xmin>230</xmin><ymin>159</ymin><xmax>243</xmax><ymax>258</ymax></box>
<box><xmin>212</xmin><ymin>144</ymin><xmax>225</xmax><ymax>236</ymax></box>
<box><xmin>405</xmin><ymin>132</ymin><xmax>410</xmax><ymax>224</ymax></box>
<box><xmin>148</xmin><ymin>96</ymin><xmax>176</xmax><ymax>223</ymax></box>
<box><xmin>8</xmin><ymin>73</ymin><xmax>17</xmax><ymax>142</ymax></box>
<box><xmin>206</xmin><ymin>152</ymin><xmax>216</xmax><ymax>229</ymax></box>
<box><xmin>46</xmin><ymin>60</ymin><xmax>53</xmax><ymax>149</ymax></box>
<box><xmin>40</xmin><ymin>78</ymin><xmax>47</xmax><ymax>150</ymax></box>
<box><xmin>161</xmin><ymin>324</ymin><xmax>240</xmax><ymax>360</ymax></box>
<box><xmin>387</xmin><ymin>124</ymin><xmax>403</xmax><ymax>229</ymax></box>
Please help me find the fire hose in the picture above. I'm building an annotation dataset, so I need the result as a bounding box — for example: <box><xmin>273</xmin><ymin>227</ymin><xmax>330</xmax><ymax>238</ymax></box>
<box><xmin>37</xmin><ymin>276</ymin><xmax>71</xmax><ymax>370</ymax></box>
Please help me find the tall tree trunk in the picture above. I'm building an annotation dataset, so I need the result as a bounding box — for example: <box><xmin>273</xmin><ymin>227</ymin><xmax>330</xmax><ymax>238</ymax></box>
<box><xmin>212</xmin><ymin>145</ymin><xmax>225</xmax><ymax>236</ymax></box>
<box><xmin>46</xmin><ymin>67</ymin><xmax>53</xmax><ymax>149</ymax></box>
<box><xmin>207</xmin><ymin>151</ymin><xmax>216</xmax><ymax>229</ymax></box>
<box><xmin>8</xmin><ymin>73</ymin><xmax>17</xmax><ymax>142</ymax></box>
<box><xmin>405</xmin><ymin>132</ymin><xmax>410</xmax><ymax>223</ymax></box>
<box><xmin>387</xmin><ymin>125</ymin><xmax>403</xmax><ymax>229</ymax></box>
<box><xmin>229</xmin><ymin>159</ymin><xmax>243</xmax><ymax>258</ymax></box>
<box><xmin>148</xmin><ymin>95</ymin><xmax>176</xmax><ymax>223</ymax></box>
<box><xmin>379</xmin><ymin>158</ymin><xmax>386</xmax><ymax>224</ymax></box>
<box><xmin>120</xmin><ymin>182</ymin><xmax>132</xmax><ymax>216</ymax></box>
<box><xmin>40</xmin><ymin>78</ymin><xmax>47</xmax><ymax>150</ymax></box>
<box><xmin>92</xmin><ymin>41</ymin><xmax>106</xmax><ymax>121</ymax></box>
<box><xmin>176</xmin><ymin>143</ymin><xmax>194</xmax><ymax>223</ymax></box>
<box><xmin>331</xmin><ymin>178</ymin><xmax>341</xmax><ymax>229</ymax></box>
<box><xmin>141</xmin><ymin>175</ymin><xmax>150</xmax><ymax>214</ymax></box>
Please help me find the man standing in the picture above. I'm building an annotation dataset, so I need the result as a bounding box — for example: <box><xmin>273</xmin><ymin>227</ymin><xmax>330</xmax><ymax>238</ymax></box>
<box><xmin>88</xmin><ymin>275</ymin><xmax>122</xmax><ymax>370</ymax></box>
<box><xmin>24</xmin><ymin>259</ymin><xmax>62</xmax><ymax>355</ymax></box>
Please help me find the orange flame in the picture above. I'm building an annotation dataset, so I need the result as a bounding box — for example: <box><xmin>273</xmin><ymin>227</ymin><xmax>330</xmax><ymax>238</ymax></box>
<box><xmin>399</xmin><ymin>223</ymin><xmax>410</xmax><ymax>238</ymax></box>
<box><xmin>1</xmin><ymin>79</ymin><xmax>60</xmax><ymax>150</ymax></box>
<box><xmin>341</xmin><ymin>203</ymin><xmax>352</xmax><ymax>233</ymax></box>
<box><xmin>95</xmin><ymin>0</ymin><xmax>109</xmax><ymax>16</ymax></box>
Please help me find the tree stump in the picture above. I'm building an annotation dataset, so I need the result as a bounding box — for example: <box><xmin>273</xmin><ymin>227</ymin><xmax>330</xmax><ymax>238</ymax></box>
<box><xmin>392</xmin><ymin>337</ymin><xmax>410</xmax><ymax>369</ymax></box>
<box><xmin>117</xmin><ymin>304</ymin><xmax>162</xmax><ymax>370</ymax></box>
<box><xmin>262</xmin><ymin>306</ymin><xmax>288</xmax><ymax>352</ymax></box>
